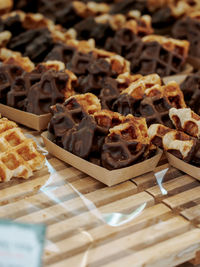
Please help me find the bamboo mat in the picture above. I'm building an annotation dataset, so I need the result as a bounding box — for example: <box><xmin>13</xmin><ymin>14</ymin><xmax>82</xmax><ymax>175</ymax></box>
<box><xmin>0</xmin><ymin>129</ymin><xmax>200</xmax><ymax>267</ymax></box>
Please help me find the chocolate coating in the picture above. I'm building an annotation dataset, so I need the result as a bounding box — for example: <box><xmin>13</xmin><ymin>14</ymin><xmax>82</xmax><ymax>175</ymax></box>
<box><xmin>26</xmin><ymin>69</ymin><xmax>70</xmax><ymax>115</ymax></box>
<box><xmin>8</xmin><ymin>28</ymin><xmax>55</xmax><ymax>63</ymax></box>
<box><xmin>102</xmin><ymin>132</ymin><xmax>148</xmax><ymax>170</ymax></box>
<box><xmin>173</xmin><ymin>16</ymin><xmax>200</xmax><ymax>58</ymax></box>
<box><xmin>139</xmin><ymin>96</ymin><xmax>173</xmax><ymax>127</ymax></box>
<box><xmin>180</xmin><ymin>72</ymin><xmax>200</xmax><ymax>115</ymax></box>
<box><xmin>112</xmin><ymin>93</ymin><xmax>141</xmax><ymax>116</ymax></box>
<box><xmin>0</xmin><ymin>64</ymin><xmax>24</xmax><ymax>104</ymax></box>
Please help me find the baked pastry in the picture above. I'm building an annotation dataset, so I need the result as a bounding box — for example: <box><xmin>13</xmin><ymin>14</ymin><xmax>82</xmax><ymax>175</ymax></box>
<box><xmin>0</xmin><ymin>117</ymin><xmax>45</xmax><ymax>182</ymax></box>
<box><xmin>148</xmin><ymin>123</ymin><xmax>200</xmax><ymax>166</ymax></box>
<box><xmin>101</xmin><ymin>115</ymin><xmax>150</xmax><ymax>169</ymax></box>
<box><xmin>48</xmin><ymin>92</ymin><xmax>155</xmax><ymax>169</ymax></box>
<box><xmin>106</xmin><ymin>30</ymin><xmax>189</xmax><ymax>76</ymax></box>
<box><xmin>172</xmin><ymin>12</ymin><xmax>200</xmax><ymax>58</ymax></box>
<box><xmin>0</xmin><ymin>11</ymin><xmax>74</xmax><ymax>62</ymax></box>
<box><xmin>169</xmin><ymin>108</ymin><xmax>200</xmax><ymax>139</ymax></box>
<box><xmin>2</xmin><ymin>61</ymin><xmax>76</xmax><ymax>114</ymax></box>
<box><xmin>180</xmin><ymin>72</ymin><xmax>200</xmax><ymax>115</ymax></box>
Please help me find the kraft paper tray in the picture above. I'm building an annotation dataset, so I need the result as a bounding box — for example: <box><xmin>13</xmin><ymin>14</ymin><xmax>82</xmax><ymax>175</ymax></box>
<box><xmin>163</xmin><ymin>63</ymin><xmax>193</xmax><ymax>85</ymax></box>
<box><xmin>166</xmin><ymin>152</ymin><xmax>200</xmax><ymax>181</ymax></box>
<box><xmin>42</xmin><ymin>131</ymin><xmax>163</xmax><ymax>186</ymax></box>
<box><xmin>0</xmin><ymin>104</ymin><xmax>51</xmax><ymax>131</ymax></box>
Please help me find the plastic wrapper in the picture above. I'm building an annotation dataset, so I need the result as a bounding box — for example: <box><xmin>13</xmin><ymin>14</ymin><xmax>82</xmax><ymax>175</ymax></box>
<box><xmin>0</xmin><ymin>131</ymin><xmax>199</xmax><ymax>267</ymax></box>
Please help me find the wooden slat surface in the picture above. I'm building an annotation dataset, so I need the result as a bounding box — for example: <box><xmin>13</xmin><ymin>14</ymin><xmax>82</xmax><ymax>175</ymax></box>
<box><xmin>0</xmin><ymin>130</ymin><xmax>200</xmax><ymax>267</ymax></box>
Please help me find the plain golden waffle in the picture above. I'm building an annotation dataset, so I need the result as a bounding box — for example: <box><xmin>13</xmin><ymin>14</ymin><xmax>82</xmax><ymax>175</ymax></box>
<box><xmin>0</xmin><ymin>118</ymin><xmax>45</xmax><ymax>182</ymax></box>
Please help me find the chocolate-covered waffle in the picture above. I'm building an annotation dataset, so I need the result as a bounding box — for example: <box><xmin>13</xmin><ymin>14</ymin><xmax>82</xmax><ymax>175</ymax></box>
<box><xmin>169</xmin><ymin>108</ymin><xmax>200</xmax><ymax>139</ymax></box>
<box><xmin>61</xmin><ymin>115</ymin><xmax>100</xmax><ymax>158</ymax></box>
<box><xmin>25</xmin><ymin>68</ymin><xmax>76</xmax><ymax>115</ymax></box>
<box><xmin>101</xmin><ymin>115</ymin><xmax>150</xmax><ymax>169</ymax></box>
<box><xmin>39</xmin><ymin>1</ymin><xmax>110</xmax><ymax>28</ymax></box>
<box><xmin>146</xmin><ymin>81</ymin><xmax>186</xmax><ymax>108</ymax></box>
<box><xmin>139</xmin><ymin>96</ymin><xmax>173</xmax><ymax>127</ymax></box>
<box><xmin>0</xmin><ymin>48</ymin><xmax>34</xmax><ymax>72</ymax></box>
<box><xmin>7</xmin><ymin>60</ymin><xmax>72</xmax><ymax>111</ymax></box>
<box><xmin>112</xmin><ymin>73</ymin><xmax>161</xmax><ymax>116</ymax></box>
<box><xmin>106</xmin><ymin>26</ymin><xmax>189</xmax><ymax>76</ymax></box>
<box><xmin>180</xmin><ymin>72</ymin><xmax>200</xmax><ymax>115</ymax></box>
<box><xmin>110</xmin><ymin>0</ymin><xmax>148</xmax><ymax>14</ymax></box>
<box><xmin>0</xmin><ymin>11</ymin><xmax>73</xmax><ymax>62</ymax></box>
<box><xmin>140</xmin><ymin>80</ymin><xmax>186</xmax><ymax>127</ymax></box>
<box><xmin>0</xmin><ymin>63</ymin><xmax>24</xmax><ymax>104</ymax></box>
<box><xmin>172</xmin><ymin>12</ymin><xmax>200</xmax><ymax>58</ymax></box>
<box><xmin>148</xmin><ymin>123</ymin><xmax>200</xmax><ymax>166</ymax></box>
<box><xmin>131</xmin><ymin>35</ymin><xmax>189</xmax><ymax>77</ymax></box>
<box><xmin>75</xmin><ymin>12</ymin><xmax>152</xmax><ymax>49</ymax></box>
<box><xmin>61</xmin><ymin>110</ymin><xmax>117</xmax><ymax>159</ymax></box>
<box><xmin>48</xmin><ymin>93</ymin><xmax>101</xmax><ymax>141</ymax></box>
<box><xmin>150</xmin><ymin>0</ymin><xmax>200</xmax><ymax>30</ymax></box>
<box><xmin>99</xmin><ymin>77</ymin><xmax>120</xmax><ymax>110</ymax></box>
<box><xmin>46</xmin><ymin>40</ymin><xmax>129</xmax><ymax>95</ymax></box>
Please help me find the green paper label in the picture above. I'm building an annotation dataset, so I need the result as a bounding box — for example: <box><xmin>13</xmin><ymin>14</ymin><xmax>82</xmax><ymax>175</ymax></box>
<box><xmin>0</xmin><ymin>220</ymin><xmax>46</xmax><ymax>267</ymax></box>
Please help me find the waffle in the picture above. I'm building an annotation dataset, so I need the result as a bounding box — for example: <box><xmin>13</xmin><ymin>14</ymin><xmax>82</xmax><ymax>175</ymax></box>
<box><xmin>48</xmin><ymin>92</ymin><xmax>156</xmax><ymax>169</ymax></box>
<box><xmin>112</xmin><ymin>94</ymin><xmax>141</xmax><ymax>116</ymax></box>
<box><xmin>61</xmin><ymin>113</ymin><xmax>109</xmax><ymax>159</ymax></box>
<box><xmin>0</xmin><ymin>11</ymin><xmax>73</xmax><ymax>62</ymax></box>
<box><xmin>149</xmin><ymin>0</ymin><xmax>200</xmax><ymax>30</ymax></box>
<box><xmin>122</xmin><ymin>73</ymin><xmax>161</xmax><ymax>98</ymax></box>
<box><xmin>0</xmin><ymin>63</ymin><xmax>24</xmax><ymax>104</ymax></box>
<box><xmin>75</xmin><ymin>12</ymin><xmax>152</xmax><ymax>48</ymax></box>
<box><xmin>0</xmin><ymin>118</ymin><xmax>45</xmax><ymax>182</ymax></box>
<box><xmin>145</xmin><ymin>81</ymin><xmax>186</xmax><ymax>108</ymax></box>
<box><xmin>142</xmin><ymin>35</ymin><xmax>189</xmax><ymax>59</ymax></box>
<box><xmin>6</xmin><ymin>61</ymin><xmax>76</xmax><ymax>113</ymax></box>
<box><xmin>110</xmin><ymin>0</ymin><xmax>148</xmax><ymax>15</ymax></box>
<box><xmin>93</xmin><ymin>109</ymin><xmax>123</xmax><ymax>129</ymax></box>
<box><xmin>139</xmin><ymin>96</ymin><xmax>173</xmax><ymax>127</ymax></box>
<box><xmin>46</xmin><ymin>41</ymin><xmax>129</xmax><ymax>95</ymax></box>
<box><xmin>116</xmin><ymin>72</ymin><xmax>142</xmax><ymax>91</ymax></box>
<box><xmin>37</xmin><ymin>0</ymin><xmax>109</xmax><ymax>29</ymax></box>
<box><xmin>101</xmin><ymin>115</ymin><xmax>149</xmax><ymax>170</ymax></box>
<box><xmin>169</xmin><ymin>108</ymin><xmax>200</xmax><ymax>139</ymax></box>
<box><xmin>180</xmin><ymin>72</ymin><xmax>200</xmax><ymax>115</ymax></box>
<box><xmin>0</xmin><ymin>48</ymin><xmax>34</xmax><ymax>72</ymax></box>
<box><xmin>70</xmin><ymin>93</ymin><xmax>101</xmax><ymax>115</ymax></box>
<box><xmin>105</xmin><ymin>25</ymin><xmax>143</xmax><ymax>58</ymax></box>
<box><xmin>99</xmin><ymin>77</ymin><xmax>120</xmax><ymax>110</ymax></box>
<box><xmin>168</xmin><ymin>1</ymin><xmax>200</xmax><ymax>18</ymax></box>
<box><xmin>26</xmin><ymin>69</ymin><xmax>76</xmax><ymax>115</ymax></box>
<box><xmin>148</xmin><ymin>123</ymin><xmax>173</xmax><ymax>148</ymax></box>
<box><xmin>48</xmin><ymin>93</ymin><xmax>100</xmax><ymax>141</ymax></box>
<box><xmin>172</xmin><ymin>13</ymin><xmax>200</xmax><ymax>58</ymax></box>
<box><xmin>133</xmin><ymin>35</ymin><xmax>189</xmax><ymax>77</ymax></box>
<box><xmin>148</xmin><ymin>123</ymin><xmax>200</xmax><ymax>165</ymax></box>
<box><xmin>7</xmin><ymin>62</ymin><xmax>50</xmax><ymax>110</ymax></box>
<box><xmin>0</xmin><ymin>0</ymin><xmax>12</xmax><ymax>15</ymax></box>
<box><xmin>61</xmin><ymin>109</ymin><xmax>126</xmax><ymax>162</ymax></box>
<box><xmin>112</xmin><ymin>73</ymin><xmax>162</xmax><ymax>116</ymax></box>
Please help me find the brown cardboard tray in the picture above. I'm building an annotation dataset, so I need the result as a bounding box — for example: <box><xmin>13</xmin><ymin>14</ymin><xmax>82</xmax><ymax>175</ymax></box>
<box><xmin>42</xmin><ymin>131</ymin><xmax>163</xmax><ymax>186</ymax></box>
<box><xmin>163</xmin><ymin>63</ymin><xmax>193</xmax><ymax>85</ymax></box>
<box><xmin>166</xmin><ymin>151</ymin><xmax>200</xmax><ymax>180</ymax></box>
<box><xmin>0</xmin><ymin>104</ymin><xmax>51</xmax><ymax>131</ymax></box>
